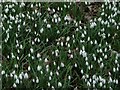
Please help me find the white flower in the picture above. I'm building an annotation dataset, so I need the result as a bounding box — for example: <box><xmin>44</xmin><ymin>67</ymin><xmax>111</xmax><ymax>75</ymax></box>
<box><xmin>47</xmin><ymin>24</ymin><xmax>51</xmax><ymax>28</ymax></box>
<box><xmin>87</xmin><ymin>81</ymin><xmax>91</xmax><ymax>86</ymax></box>
<box><xmin>54</xmin><ymin>61</ymin><xmax>56</xmax><ymax>65</ymax></box>
<box><xmin>50</xmin><ymin>71</ymin><xmax>53</xmax><ymax>76</ymax></box>
<box><xmin>75</xmin><ymin>63</ymin><xmax>77</xmax><ymax>67</ymax></box>
<box><xmin>37</xmin><ymin>53</ymin><xmax>41</xmax><ymax>58</ymax></box>
<box><xmin>64</xmin><ymin>14</ymin><xmax>72</xmax><ymax>21</ymax></box>
<box><xmin>36</xmin><ymin>78</ymin><xmax>39</xmax><ymax>83</ymax></box>
<box><xmin>48</xmin><ymin>82</ymin><xmax>50</xmax><ymax>86</ymax></box>
<box><xmin>24</xmin><ymin>73</ymin><xmax>28</xmax><ymax>79</ymax></box>
<box><xmin>28</xmin><ymin>66</ymin><xmax>31</xmax><ymax>71</ymax></box>
<box><xmin>46</xmin><ymin>38</ymin><xmax>49</xmax><ymax>42</ymax></box>
<box><xmin>116</xmin><ymin>79</ymin><xmax>118</xmax><ymax>84</ymax></box>
<box><xmin>5</xmin><ymin>8</ymin><xmax>9</xmax><ymax>13</ymax></box>
<box><xmin>81</xmin><ymin>69</ymin><xmax>83</xmax><ymax>74</ymax></box>
<box><xmin>104</xmin><ymin>55</ymin><xmax>107</xmax><ymax>59</ymax></box>
<box><xmin>1</xmin><ymin>70</ymin><xmax>5</xmax><ymax>75</ymax></box>
<box><xmin>37</xmin><ymin>65</ymin><xmax>42</xmax><ymax>71</ymax></box>
<box><xmin>56</xmin><ymin>71</ymin><xmax>59</xmax><ymax>76</ymax></box>
<box><xmin>70</xmin><ymin>54</ymin><xmax>73</xmax><ymax>58</ymax></box>
<box><xmin>113</xmin><ymin>68</ymin><xmax>116</xmax><ymax>72</ymax></box>
<box><xmin>90</xmin><ymin>41</ymin><xmax>93</xmax><ymax>44</ymax></box>
<box><xmin>49</xmin><ymin>76</ymin><xmax>51</xmax><ymax>80</ymax></box>
<box><xmin>98</xmin><ymin>17</ymin><xmax>102</xmax><ymax>22</ymax></box>
<box><xmin>52</xmin><ymin>8</ymin><xmax>55</xmax><ymax>12</ymax></box>
<box><xmin>57</xmin><ymin>30</ymin><xmax>60</xmax><ymax>34</ymax></box>
<box><xmin>35</xmin><ymin>23</ymin><xmax>37</xmax><ymax>27</ymax></box>
<box><xmin>21</xmin><ymin>2</ymin><xmax>25</xmax><ymax>7</ymax></box>
<box><xmin>66</xmin><ymin>36</ymin><xmax>70</xmax><ymax>41</ymax></box>
<box><xmin>19</xmin><ymin>74</ymin><xmax>22</xmax><ymax>80</ymax></box>
<box><xmin>52</xmin><ymin>86</ymin><xmax>55</xmax><ymax>89</ymax></box>
<box><xmin>14</xmin><ymin>64</ymin><xmax>18</xmax><ymax>68</ymax></box>
<box><xmin>100</xmin><ymin>63</ymin><xmax>104</xmax><ymax>68</ymax></box>
<box><xmin>81</xmin><ymin>33</ymin><xmax>85</xmax><ymax>38</ymax></box>
<box><xmin>32</xmin><ymin>41</ymin><xmax>35</xmax><ymax>45</ymax></box>
<box><xmin>32</xmin><ymin>79</ymin><xmax>35</xmax><ymax>82</ymax></box>
<box><xmin>67</xmin><ymin>43</ymin><xmax>70</xmax><ymax>47</ymax></box>
<box><xmin>31</xmin><ymin>4</ymin><xmax>33</xmax><ymax>8</ymax></box>
<box><xmin>45</xmin><ymin>58</ymin><xmax>48</xmax><ymax>62</ymax></box>
<box><xmin>82</xmin><ymin>46</ymin><xmax>85</xmax><ymax>51</ymax></box>
<box><xmin>82</xmin><ymin>51</ymin><xmax>87</xmax><ymax>57</ymax></box>
<box><xmin>40</xmin><ymin>28</ymin><xmax>44</xmax><ymax>33</ymax></box>
<box><xmin>55</xmin><ymin>18</ymin><xmax>58</xmax><ymax>23</ymax></box>
<box><xmin>94</xmin><ymin>40</ymin><xmax>97</xmax><ymax>44</ymax></box>
<box><xmin>40</xmin><ymin>71</ymin><xmax>43</xmax><ymax>74</ymax></box>
<box><xmin>109</xmin><ymin>77</ymin><xmax>112</xmax><ymax>83</ymax></box>
<box><xmin>16</xmin><ymin>79</ymin><xmax>19</xmax><ymax>84</ymax></box>
<box><xmin>86</xmin><ymin>61</ymin><xmax>89</xmax><ymax>66</ymax></box>
<box><xmin>57</xmin><ymin>66</ymin><xmax>60</xmax><ymax>70</ymax></box>
<box><xmin>58</xmin><ymin>17</ymin><xmax>61</xmax><ymax>22</ymax></box>
<box><xmin>13</xmin><ymin>83</ymin><xmax>17</xmax><ymax>88</ymax></box>
<box><xmin>30</xmin><ymin>48</ymin><xmax>34</xmax><ymax>53</ymax></box>
<box><xmin>99</xmin><ymin>82</ymin><xmax>103</xmax><ymax>87</ymax></box>
<box><xmin>68</xmin><ymin>75</ymin><xmax>71</xmax><ymax>80</ymax></box>
<box><xmin>115</xmin><ymin>60</ymin><xmax>118</xmax><ymax>64</ymax></box>
<box><xmin>61</xmin><ymin>42</ymin><xmax>63</xmax><ymax>46</ymax></box>
<box><xmin>32</xmin><ymin>56</ymin><xmax>35</xmax><ymax>59</ymax></box>
<box><xmin>58</xmin><ymin>82</ymin><xmax>62</xmax><ymax>87</ymax></box>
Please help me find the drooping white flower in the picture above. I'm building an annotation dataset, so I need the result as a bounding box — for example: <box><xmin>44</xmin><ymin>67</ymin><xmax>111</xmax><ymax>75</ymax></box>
<box><xmin>40</xmin><ymin>28</ymin><xmax>44</xmax><ymax>33</ymax></box>
<box><xmin>87</xmin><ymin>81</ymin><xmax>91</xmax><ymax>87</ymax></box>
<box><xmin>30</xmin><ymin>48</ymin><xmax>34</xmax><ymax>53</ymax></box>
<box><xmin>64</xmin><ymin>14</ymin><xmax>72</xmax><ymax>21</ymax></box>
<box><xmin>36</xmin><ymin>77</ymin><xmax>39</xmax><ymax>83</ymax></box>
<box><xmin>113</xmin><ymin>68</ymin><xmax>116</xmax><ymax>72</ymax></box>
<box><xmin>19</xmin><ymin>74</ymin><xmax>22</xmax><ymax>80</ymax></box>
<box><xmin>47</xmin><ymin>24</ymin><xmax>51</xmax><ymax>28</ymax></box>
<box><xmin>58</xmin><ymin>82</ymin><xmax>62</xmax><ymax>87</ymax></box>
<box><xmin>14</xmin><ymin>64</ymin><xmax>18</xmax><ymax>68</ymax></box>
<box><xmin>24</xmin><ymin>73</ymin><xmax>28</xmax><ymax>79</ymax></box>
<box><xmin>45</xmin><ymin>58</ymin><xmax>48</xmax><ymax>62</ymax></box>
<box><xmin>5</xmin><ymin>8</ymin><xmax>9</xmax><ymax>13</ymax></box>
<box><xmin>75</xmin><ymin>63</ymin><xmax>77</xmax><ymax>67</ymax></box>
<box><xmin>66</xmin><ymin>36</ymin><xmax>70</xmax><ymax>41</ymax></box>
<box><xmin>15</xmin><ymin>79</ymin><xmax>19</xmax><ymax>84</ymax></box>
<box><xmin>68</xmin><ymin>75</ymin><xmax>71</xmax><ymax>80</ymax></box>
<box><xmin>28</xmin><ymin>66</ymin><xmax>31</xmax><ymax>71</ymax></box>
<box><xmin>61</xmin><ymin>42</ymin><xmax>63</xmax><ymax>46</ymax></box>
<box><xmin>48</xmin><ymin>82</ymin><xmax>50</xmax><ymax>87</ymax></box>
<box><xmin>37</xmin><ymin>53</ymin><xmax>41</xmax><ymax>58</ymax></box>
<box><xmin>13</xmin><ymin>83</ymin><xmax>17</xmax><ymax>88</ymax></box>
<box><xmin>1</xmin><ymin>70</ymin><xmax>5</xmax><ymax>75</ymax></box>
<box><xmin>81</xmin><ymin>69</ymin><xmax>83</xmax><ymax>74</ymax></box>
<box><xmin>37</xmin><ymin>65</ymin><xmax>42</xmax><ymax>71</ymax></box>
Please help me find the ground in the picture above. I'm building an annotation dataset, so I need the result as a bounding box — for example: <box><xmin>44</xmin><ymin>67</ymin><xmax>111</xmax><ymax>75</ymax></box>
<box><xmin>1</xmin><ymin>2</ymin><xmax>120</xmax><ymax>89</ymax></box>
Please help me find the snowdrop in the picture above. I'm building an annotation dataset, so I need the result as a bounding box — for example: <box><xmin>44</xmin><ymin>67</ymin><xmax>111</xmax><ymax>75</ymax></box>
<box><xmin>15</xmin><ymin>79</ymin><xmax>19</xmax><ymax>84</ymax></box>
<box><xmin>37</xmin><ymin>53</ymin><xmax>41</xmax><ymax>58</ymax></box>
<box><xmin>28</xmin><ymin>66</ymin><xmax>31</xmax><ymax>71</ymax></box>
<box><xmin>66</xmin><ymin>36</ymin><xmax>70</xmax><ymax>41</ymax></box>
<box><xmin>37</xmin><ymin>65</ymin><xmax>42</xmax><ymax>71</ymax></box>
<box><xmin>36</xmin><ymin>77</ymin><xmax>39</xmax><ymax>83</ymax></box>
<box><xmin>13</xmin><ymin>83</ymin><xmax>17</xmax><ymax>88</ymax></box>
<box><xmin>58</xmin><ymin>82</ymin><xmax>62</xmax><ymax>87</ymax></box>
<box><xmin>47</xmin><ymin>24</ymin><xmax>51</xmax><ymax>28</ymax></box>
<box><xmin>24</xmin><ymin>73</ymin><xmax>28</xmax><ymax>79</ymax></box>
<box><xmin>61</xmin><ymin>62</ymin><xmax>64</xmax><ymax>67</ymax></box>
<box><xmin>30</xmin><ymin>48</ymin><xmax>34</xmax><ymax>53</ymax></box>
<box><xmin>68</xmin><ymin>75</ymin><xmax>71</xmax><ymax>80</ymax></box>
<box><xmin>1</xmin><ymin>70</ymin><xmax>5</xmax><ymax>75</ymax></box>
<box><xmin>75</xmin><ymin>63</ymin><xmax>77</xmax><ymax>67</ymax></box>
